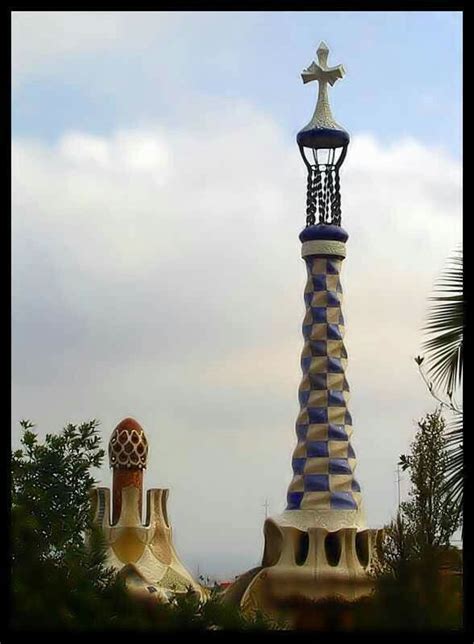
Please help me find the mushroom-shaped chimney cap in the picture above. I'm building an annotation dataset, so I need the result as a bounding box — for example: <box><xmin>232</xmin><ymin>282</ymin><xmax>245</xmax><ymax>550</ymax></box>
<box><xmin>109</xmin><ymin>417</ymin><xmax>149</xmax><ymax>470</ymax></box>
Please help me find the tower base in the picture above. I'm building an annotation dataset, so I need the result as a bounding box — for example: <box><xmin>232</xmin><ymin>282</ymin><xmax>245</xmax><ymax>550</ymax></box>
<box><xmin>90</xmin><ymin>486</ymin><xmax>206</xmax><ymax>602</ymax></box>
<box><xmin>224</xmin><ymin>515</ymin><xmax>381</xmax><ymax>628</ymax></box>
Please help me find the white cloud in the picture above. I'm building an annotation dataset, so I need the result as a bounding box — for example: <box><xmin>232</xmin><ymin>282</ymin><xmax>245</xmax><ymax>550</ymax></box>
<box><xmin>12</xmin><ymin>101</ymin><xmax>462</xmax><ymax>577</ymax></box>
<box><xmin>58</xmin><ymin>130</ymin><xmax>171</xmax><ymax>176</ymax></box>
<box><xmin>11</xmin><ymin>11</ymin><xmax>182</xmax><ymax>81</ymax></box>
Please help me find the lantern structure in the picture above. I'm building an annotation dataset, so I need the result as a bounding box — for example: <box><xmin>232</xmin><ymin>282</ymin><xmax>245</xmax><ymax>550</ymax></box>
<box><xmin>297</xmin><ymin>41</ymin><xmax>349</xmax><ymax>229</ymax></box>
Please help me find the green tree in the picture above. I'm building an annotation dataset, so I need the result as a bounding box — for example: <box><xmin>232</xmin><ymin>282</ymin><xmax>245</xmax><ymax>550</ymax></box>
<box><xmin>421</xmin><ymin>250</ymin><xmax>463</xmax><ymax>397</ymax></box>
<box><xmin>11</xmin><ymin>419</ymin><xmax>127</xmax><ymax>629</ymax></box>
<box><xmin>13</xmin><ymin>420</ymin><xmax>104</xmax><ymax>563</ymax></box>
<box><xmin>11</xmin><ymin>419</ymin><xmax>272</xmax><ymax>631</ymax></box>
<box><xmin>416</xmin><ymin>248</ymin><xmax>463</xmax><ymax>521</ymax></box>
<box><xmin>373</xmin><ymin>511</ymin><xmax>414</xmax><ymax>577</ymax></box>
<box><xmin>398</xmin><ymin>409</ymin><xmax>461</xmax><ymax>555</ymax></box>
<box><xmin>359</xmin><ymin>410</ymin><xmax>463</xmax><ymax>630</ymax></box>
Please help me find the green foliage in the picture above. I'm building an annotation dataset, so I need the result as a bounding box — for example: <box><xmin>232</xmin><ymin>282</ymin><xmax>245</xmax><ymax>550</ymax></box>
<box><xmin>12</xmin><ymin>419</ymin><xmax>104</xmax><ymax>564</ymax></box>
<box><xmin>352</xmin><ymin>552</ymin><xmax>462</xmax><ymax>631</ymax></box>
<box><xmin>417</xmin><ymin>248</ymin><xmax>463</xmax><ymax>522</ymax></box>
<box><xmin>354</xmin><ymin>410</ymin><xmax>463</xmax><ymax>631</ymax></box>
<box><xmin>422</xmin><ymin>249</ymin><xmax>463</xmax><ymax>395</ymax></box>
<box><xmin>140</xmin><ymin>586</ymin><xmax>275</xmax><ymax>631</ymax></box>
<box><xmin>11</xmin><ymin>419</ymin><xmax>122</xmax><ymax>629</ymax></box>
<box><xmin>443</xmin><ymin>407</ymin><xmax>463</xmax><ymax>522</ymax></box>
<box><xmin>11</xmin><ymin>419</ymin><xmax>272</xmax><ymax>631</ymax></box>
<box><xmin>398</xmin><ymin>409</ymin><xmax>461</xmax><ymax>554</ymax></box>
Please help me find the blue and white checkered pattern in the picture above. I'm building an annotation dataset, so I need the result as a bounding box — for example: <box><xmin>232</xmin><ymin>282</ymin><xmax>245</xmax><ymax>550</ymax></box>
<box><xmin>286</xmin><ymin>255</ymin><xmax>362</xmax><ymax>512</ymax></box>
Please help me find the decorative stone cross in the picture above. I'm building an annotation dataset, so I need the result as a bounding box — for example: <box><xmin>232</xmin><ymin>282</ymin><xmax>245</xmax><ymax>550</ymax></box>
<box><xmin>301</xmin><ymin>42</ymin><xmax>346</xmax><ymax>131</ymax></box>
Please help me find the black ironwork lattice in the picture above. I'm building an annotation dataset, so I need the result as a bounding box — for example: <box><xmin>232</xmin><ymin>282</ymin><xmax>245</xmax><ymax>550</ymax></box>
<box><xmin>300</xmin><ymin>146</ymin><xmax>346</xmax><ymax>227</ymax></box>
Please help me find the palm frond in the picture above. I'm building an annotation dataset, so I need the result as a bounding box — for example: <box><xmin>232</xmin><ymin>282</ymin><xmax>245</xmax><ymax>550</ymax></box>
<box><xmin>420</xmin><ymin>250</ymin><xmax>463</xmax><ymax>525</ymax></box>
<box><xmin>422</xmin><ymin>249</ymin><xmax>463</xmax><ymax>394</ymax></box>
<box><xmin>442</xmin><ymin>409</ymin><xmax>463</xmax><ymax>522</ymax></box>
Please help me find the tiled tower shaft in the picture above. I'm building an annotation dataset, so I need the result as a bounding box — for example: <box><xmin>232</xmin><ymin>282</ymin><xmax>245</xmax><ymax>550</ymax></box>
<box><xmin>286</xmin><ymin>229</ymin><xmax>362</xmax><ymax>515</ymax></box>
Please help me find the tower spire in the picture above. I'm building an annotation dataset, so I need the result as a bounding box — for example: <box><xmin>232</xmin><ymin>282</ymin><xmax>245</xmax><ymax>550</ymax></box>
<box><xmin>223</xmin><ymin>42</ymin><xmax>381</xmax><ymax>623</ymax></box>
<box><xmin>285</xmin><ymin>40</ymin><xmax>363</xmax><ymax>532</ymax></box>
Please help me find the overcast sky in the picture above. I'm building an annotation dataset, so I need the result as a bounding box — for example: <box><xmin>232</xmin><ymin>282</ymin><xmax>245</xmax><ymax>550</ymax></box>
<box><xmin>12</xmin><ymin>11</ymin><xmax>462</xmax><ymax>580</ymax></box>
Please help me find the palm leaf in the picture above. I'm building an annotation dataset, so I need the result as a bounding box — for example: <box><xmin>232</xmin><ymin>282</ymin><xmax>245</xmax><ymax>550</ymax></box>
<box><xmin>421</xmin><ymin>250</ymin><xmax>463</xmax><ymax>524</ymax></box>
<box><xmin>422</xmin><ymin>250</ymin><xmax>463</xmax><ymax>394</ymax></box>
<box><xmin>443</xmin><ymin>407</ymin><xmax>463</xmax><ymax>526</ymax></box>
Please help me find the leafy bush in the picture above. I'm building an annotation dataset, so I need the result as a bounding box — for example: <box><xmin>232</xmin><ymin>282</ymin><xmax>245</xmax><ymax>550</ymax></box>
<box><xmin>11</xmin><ymin>419</ymin><xmax>272</xmax><ymax>631</ymax></box>
<box><xmin>352</xmin><ymin>410</ymin><xmax>463</xmax><ymax>631</ymax></box>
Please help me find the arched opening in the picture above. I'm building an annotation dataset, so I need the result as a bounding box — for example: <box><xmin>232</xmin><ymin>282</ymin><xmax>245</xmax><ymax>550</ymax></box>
<box><xmin>356</xmin><ymin>531</ymin><xmax>370</xmax><ymax>568</ymax></box>
<box><xmin>262</xmin><ymin>522</ymin><xmax>283</xmax><ymax>567</ymax></box>
<box><xmin>295</xmin><ymin>531</ymin><xmax>309</xmax><ymax>566</ymax></box>
<box><xmin>325</xmin><ymin>532</ymin><xmax>341</xmax><ymax>566</ymax></box>
<box><xmin>160</xmin><ymin>490</ymin><xmax>170</xmax><ymax>528</ymax></box>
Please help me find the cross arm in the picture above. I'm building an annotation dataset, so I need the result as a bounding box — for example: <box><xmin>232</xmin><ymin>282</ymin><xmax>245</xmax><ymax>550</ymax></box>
<box><xmin>301</xmin><ymin>62</ymin><xmax>346</xmax><ymax>86</ymax></box>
